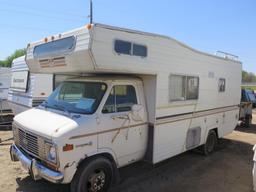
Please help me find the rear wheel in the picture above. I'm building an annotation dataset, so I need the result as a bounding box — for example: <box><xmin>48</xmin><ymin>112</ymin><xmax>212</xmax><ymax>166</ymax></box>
<box><xmin>202</xmin><ymin>130</ymin><xmax>217</xmax><ymax>156</ymax></box>
<box><xmin>71</xmin><ymin>157</ymin><xmax>114</xmax><ymax>192</ymax></box>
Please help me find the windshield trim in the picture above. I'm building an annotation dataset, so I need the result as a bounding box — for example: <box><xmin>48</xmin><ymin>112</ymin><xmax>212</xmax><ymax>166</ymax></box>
<box><xmin>42</xmin><ymin>81</ymin><xmax>108</xmax><ymax>115</ymax></box>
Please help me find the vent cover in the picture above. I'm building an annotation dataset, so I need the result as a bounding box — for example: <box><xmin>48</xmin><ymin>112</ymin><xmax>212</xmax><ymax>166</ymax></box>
<box><xmin>39</xmin><ymin>57</ymin><xmax>66</xmax><ymax>68</ymax></box>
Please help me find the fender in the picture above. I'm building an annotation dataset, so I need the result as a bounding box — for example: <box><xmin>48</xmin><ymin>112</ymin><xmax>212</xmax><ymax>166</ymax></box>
<box><xmin>62</xmin><ymin>148</ymin><xmax>118</xmax><ymax>184</ymax></box>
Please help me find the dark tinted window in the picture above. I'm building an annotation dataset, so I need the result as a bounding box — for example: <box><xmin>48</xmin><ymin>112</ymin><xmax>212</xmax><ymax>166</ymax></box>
<box><xmin>114</xmin><ymin>40</ymin><xmax>148</xmax><ymax>58</ymax></box>
<box><xmin>114</xmin><ymin>40</ymin><xmax>131</xmax><ymax>55</ymax></box>
<box><xmin>133</xmin><ymin>44</ymin><xmax>147</xmax><ymax>57</ymax></box>
<box><xmin>218</xmin><ymin>78</ymin><xmax>226</xmax><ymax>92</ymax></box>
<box><xmin>102</xmin><ymin>85</ymin><xmax>137</xmax><ymax>113</ymax></box>
<box><xmin>34</xmin><ymin>36</ymin><xmax>76</xmax><ymax>59</ymax></box>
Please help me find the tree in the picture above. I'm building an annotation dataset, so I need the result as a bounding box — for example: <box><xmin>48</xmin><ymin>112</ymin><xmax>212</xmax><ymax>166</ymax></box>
<box><xmin>0</xmin><ymin>48</ymin><xmax>26</xmax><ymax>67</ymax></box>
<box><xmin>242</xmin><ymin>70</ymin><xmax>256</xmax><ymax>82</ymax></box>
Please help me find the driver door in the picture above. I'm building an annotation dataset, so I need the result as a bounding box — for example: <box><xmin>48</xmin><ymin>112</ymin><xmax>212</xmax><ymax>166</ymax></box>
<box><xmin>97</xmin><ymin>83</ymin><xmax>148</xmax><ymax>167</ymax></box>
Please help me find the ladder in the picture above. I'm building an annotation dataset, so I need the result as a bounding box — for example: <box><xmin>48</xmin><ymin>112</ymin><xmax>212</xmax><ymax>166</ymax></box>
<box><xmin>215</xmin><ymin>51</ymin><xmax>239</xmax><ymax>61</ymax></box>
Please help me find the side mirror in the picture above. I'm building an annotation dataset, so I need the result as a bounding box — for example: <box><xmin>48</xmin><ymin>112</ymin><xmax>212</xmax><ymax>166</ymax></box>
<box><xmin>131</xmin><ymin>104</ymin><xmax>144</xmax><ymax>122</ymax></box>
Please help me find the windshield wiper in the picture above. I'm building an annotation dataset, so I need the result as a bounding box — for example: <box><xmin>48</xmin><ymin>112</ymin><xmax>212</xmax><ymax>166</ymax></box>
<box><xmin>53</xmin><ymin>104</ymin><xmax>71</xmax><ymax>117</ymax></box>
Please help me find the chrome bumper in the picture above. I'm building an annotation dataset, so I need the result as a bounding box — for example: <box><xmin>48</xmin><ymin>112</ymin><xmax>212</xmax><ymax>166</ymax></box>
<box><xmin>10</xmin><ymin>144</ymin><xmax>64</xmax><ymax>183</ymax></box>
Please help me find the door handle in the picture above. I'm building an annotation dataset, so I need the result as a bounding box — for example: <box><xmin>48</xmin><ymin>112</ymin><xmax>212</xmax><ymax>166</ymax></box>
<box><xmin>111</xmin><ymin>114</ymin><xmax>129</xmax><ymax>120</ymax></box>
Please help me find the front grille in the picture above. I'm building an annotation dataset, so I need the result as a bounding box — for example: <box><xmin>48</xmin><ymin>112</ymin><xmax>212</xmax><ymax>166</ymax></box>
<box><xmin>18</xmin><ymin>129</ymin><xmax>39</xmax><ymax>156</ymax></box>
<box><xmin>13</xmin><ymin>123</ymin><xmax>56</xmax><ymax>166</ymax></box>
<box><xmin>13</xmin><ymin>124</ymin><xmax>43</xmax><ymax>158</ymax></box>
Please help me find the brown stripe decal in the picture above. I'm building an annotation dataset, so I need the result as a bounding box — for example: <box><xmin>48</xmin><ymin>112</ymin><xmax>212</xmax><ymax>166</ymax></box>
<box><xmin>156</xmin><ymin>105</ymin><xmax>239</xmax><ymax>125</ymax></box>
<box><xmin>69</xmin><ymin>105</ymin><xmax>239</xmax><ymax>140</ymax></box>
<box><xmin>69</xmin><ymin>122</ymin><xmax>148</xmax><ymax>140</ymax></box>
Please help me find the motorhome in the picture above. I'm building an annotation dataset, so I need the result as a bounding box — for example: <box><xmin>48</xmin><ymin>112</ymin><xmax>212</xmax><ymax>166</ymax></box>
<box><xmin>8</xmin><ymin>56</ymin><xmax>53</xmax><ymax>115</ymax></box>
<box><xmin>10</xmin><ymin>24</ymin><xmax>242</xmax><ymax>192</ymax></box>
<box><xmin>0</xmin><ymin>67</ymin><xmax>12</xmax><ymax>124</ymax></box>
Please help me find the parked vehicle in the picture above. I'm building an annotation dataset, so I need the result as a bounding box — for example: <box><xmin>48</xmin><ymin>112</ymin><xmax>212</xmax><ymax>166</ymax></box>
<box><xmin>240</xmin><ymin>89</ymin><xmax>255</xmax><ymax>127</ymax></box>
<box><xmin>244</xmin><ymin>89</ymin><xmax>256</xmax><ymax>108</ymax></box>
<box><xmin>7</xmin><ymin>56</ymin><xmax>54</xmax><ymax>115</ymax></box>
<box><xmin>0</xmin><ymin>67</ymin><xmax>12</xmax><ymax>124</ymax></box>
<box><xmin>10</xmin><ymin>24</ymin><xmax>242</xmax><ymax>192</ymax></box>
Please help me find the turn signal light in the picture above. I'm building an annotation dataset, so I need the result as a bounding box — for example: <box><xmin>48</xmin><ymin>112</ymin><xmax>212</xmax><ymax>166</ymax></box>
<box><xmin>86</xmin><ymin>24</ymin><xmax>92</xmax><ymax>29</ymax></box>
<box><xmin>63</xmin><ymin>144</ymin><xmax>74</xmax><ymax>152</ymax></box>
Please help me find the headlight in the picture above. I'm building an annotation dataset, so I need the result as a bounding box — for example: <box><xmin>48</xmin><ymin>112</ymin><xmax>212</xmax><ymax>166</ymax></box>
<box><xmin>45</xmin><ymin>143</ymin><xmax>57</xmax><ymax>164</ymax></box>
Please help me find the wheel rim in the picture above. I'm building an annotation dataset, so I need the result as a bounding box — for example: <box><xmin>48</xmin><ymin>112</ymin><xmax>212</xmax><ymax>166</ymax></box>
<box><xmin>207</xmin><ymin>134</ymin><xmax>215</xmax><ymax>153</ymax></box>
<box><xmin>87</xmin><ymin>169</ymin><xmax>106</xmax><ymax>192</ymax></box>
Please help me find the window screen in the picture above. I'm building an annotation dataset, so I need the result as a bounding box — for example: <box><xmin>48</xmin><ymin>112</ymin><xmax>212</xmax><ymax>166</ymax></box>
<box><xmin>169</xmin><ymin>75</ymin><xmax>186</xmax><ymax>101</ymax></box>
<box><xmin>218</xmin><ymin>78</ymin><xmax>226</xmax><ymax>92</ymax></box>
<box><xmin>114</xmin><ymin>40</ymin><xmax>131</xmax><ymax>55</ymax></box>
<box><xmin>169</xmin><ymin>75</ymin><xmax>199</xmax><ymax>101</ymax></box>
<box><xmin>186</xmin><ymin>76</ymin><xmax>199</xmax><ymax>100</ymax></box>
<box><xmin>34</xmin><ymin>36</ymin><xmax>76</xmax><ymax>59</ymax></box>
<box><xmin>102</xmin><ymin>85</ymin><xmax>137</xmax><ymax>113</ymax></box>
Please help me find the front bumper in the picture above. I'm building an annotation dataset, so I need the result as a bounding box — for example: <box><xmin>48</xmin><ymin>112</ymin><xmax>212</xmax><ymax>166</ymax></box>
<box><xmin>10</xmin><ymin>144</ymin><xmax>64</xmax><ymax>183</ymax></box>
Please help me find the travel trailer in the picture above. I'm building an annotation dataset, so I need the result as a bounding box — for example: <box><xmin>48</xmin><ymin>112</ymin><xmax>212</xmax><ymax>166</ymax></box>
<box><xmin>10</xmin><ymin>24</ymin><xmax>242</xmax><ymax>192</ymax></box>
<box><xmin>8</xmin><ymin>56</ymin><xmax>53</xmax><ymax>115</ymax></box>
<box><xmin>0</xmin><ymin>67</ymin><xmax>12</xmax><ymax>124</ymax></box>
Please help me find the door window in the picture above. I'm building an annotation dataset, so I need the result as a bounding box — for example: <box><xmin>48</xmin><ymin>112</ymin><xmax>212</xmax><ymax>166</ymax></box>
<box><xmin>102</xmin><ymin>85</ymin><xmax>137</xmax><ymax>113</ymax></box>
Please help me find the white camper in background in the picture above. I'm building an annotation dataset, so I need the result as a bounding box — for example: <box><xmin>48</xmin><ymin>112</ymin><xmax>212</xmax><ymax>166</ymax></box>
<box><xmin>0</xmin><ymin>67</ymin><xmax>11</xmax><ymax>114</ymax></box>
<box><xmin>10</xmin><ymin>24</ymin><xmax>241</xmax><ymax>191</ymax></box>
<box><xmin>8</xmin><ymin>56</ymin><xmax>53</xmax><ymax>115</ymax></box>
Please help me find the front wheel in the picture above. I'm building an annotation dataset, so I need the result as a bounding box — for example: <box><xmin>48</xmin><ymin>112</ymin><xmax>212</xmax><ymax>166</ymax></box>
<box><xmin>71</xmin><ymin>157</ymin><xmax>114</xmax><ymax>192</ymax></box>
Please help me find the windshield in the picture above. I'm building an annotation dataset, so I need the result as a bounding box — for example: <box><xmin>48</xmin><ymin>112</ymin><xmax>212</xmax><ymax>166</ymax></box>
<box><xmin>42</xmin><ymin>81</ymin><xmax>107</xmax><ymax>114</ymax></box>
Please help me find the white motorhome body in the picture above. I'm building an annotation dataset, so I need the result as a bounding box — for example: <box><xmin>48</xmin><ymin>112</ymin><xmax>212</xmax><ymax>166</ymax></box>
<box><xmin>11</xmin><ymin>24</ymin><xmax>241</xmax><ymax>190</ymax></box>
<box><xmin>0</xmin><ymin>67</ymin><xmax>11</xmax><ymax>112</ymax></box>
<box><xmin>8</xmin><ymin>56</ymin><xmax>53</xmax><ymax>115</ymax></box>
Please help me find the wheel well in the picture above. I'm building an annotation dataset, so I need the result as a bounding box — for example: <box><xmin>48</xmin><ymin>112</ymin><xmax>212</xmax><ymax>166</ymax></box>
<box><xmin>211</xmin><ymin>128</ymin><xmax>219</xmax><ymax>139</ymax></box>
<box><xmin>77</xmin><ymin>153</ymin><xmax>119</xmax><ymax>184</ymax></box>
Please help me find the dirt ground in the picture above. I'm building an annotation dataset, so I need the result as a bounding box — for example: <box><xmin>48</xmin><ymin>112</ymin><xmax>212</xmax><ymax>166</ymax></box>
<box><xmin>1</xmin><ymin>114</ymin><xmax>256</xmax><ymax>192</ymax></box>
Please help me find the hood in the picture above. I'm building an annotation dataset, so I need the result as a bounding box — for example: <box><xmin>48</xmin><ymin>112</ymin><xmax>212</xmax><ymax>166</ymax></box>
<box><xmin>14</xmin><ymin>108</ymin><xmax>77</xmax><ymax>139</ymax></box>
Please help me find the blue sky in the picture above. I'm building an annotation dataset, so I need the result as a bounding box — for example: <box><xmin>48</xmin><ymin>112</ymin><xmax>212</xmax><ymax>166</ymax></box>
<box><xmin>0</xmin><ymin>0</ymin><xmax>255</xmax><ymax>73</ymax></box>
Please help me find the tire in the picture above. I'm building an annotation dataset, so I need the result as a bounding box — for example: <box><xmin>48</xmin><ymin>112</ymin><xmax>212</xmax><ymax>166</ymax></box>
<box><xmin>245</xmin><ymin>114</ymin><xmax>252</xmax><ymax>128</ymax></box>
<box><xmin>71</xmin><ymin>157</ymin><xmax>114</xmax><ymax>192</ymax></box>
<box><xmin>202</xmin><ymin>130</ymin><xmax>217</xmax><ymax>156</ymax></box>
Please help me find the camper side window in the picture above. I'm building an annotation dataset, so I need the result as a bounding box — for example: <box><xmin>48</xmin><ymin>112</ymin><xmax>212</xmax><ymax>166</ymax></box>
<box><xmin>114</xmin><ymin>40</ymin><xmax>132</xmax><ymax>55</ymax></box>
<box><xmin>169</xmin><ymin>75</ymin><xmax>199</xmax><ymax>101</ymax></box>
<box><xmin>114</xmin><ymin>40</ymin><xmax>147</xmax><ymax>57</ymax></box>
<box><xmin>218</xmin><ymin>78</ymin><xmax>226</xmax><ymax>92</ymax></box>
<box><xmin>102</xmin><ymin>85</ymin><xmax>138</xmax><ymax>113</ymax></box>
<box><xmin>186</xmin><ymin>76</ymin><xmax>199</xmax><ymax>100</ymax></box>
<box><xmin>133</xmin><ymin>44</ymin><xmax>147</xmax><ymax>57</ymax></box>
